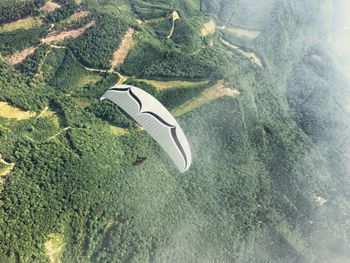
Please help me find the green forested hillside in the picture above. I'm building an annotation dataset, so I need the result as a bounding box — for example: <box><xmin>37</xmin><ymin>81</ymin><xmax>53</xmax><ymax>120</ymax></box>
<box><xmin>0</xmin><ymin>0</ymin><xmax>349</xmax><ymax>263</ymax></box>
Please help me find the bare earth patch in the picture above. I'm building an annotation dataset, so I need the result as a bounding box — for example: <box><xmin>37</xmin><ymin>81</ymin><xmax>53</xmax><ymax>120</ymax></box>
<box><xmin>66</xmin><ymin>11</ymin><xmax>90</xmax><ymax>23</ymax></box>
<box><xmin>173</xmin><ymin>81</ymin><xmax>240</xmax><ymax>117</ymax></box>
<box><xmin>139</xmin><ymin>79</ymin><xmax>209</xmax><ymax>91</ymax></box>
<box><xmin>109</xmin><ymin>28</ymin><xmax>135</xmax><ymax>72</ymax></box>
<box><xmin>42</xmin><ymin>20</ymin><xmax>95</xmax><ymax>44</ymax></box>
<box><xmin>40</xmin><ymin>1</ymin><xmax>61</xmax><ymax>13</ymax></box>
<box><xmin>8</xmin><ymin>46</ymin><xmax>38</xmax><ymax>65</ymax></box>
<box><xmin>220</xmin><ymin>38</ymin><xmax>263</xmax><ymax>67</ymax></box>
<box><xmin>1</xmin><ymin>17</ymin><xmax>42</xmax><ymax>32</ymax></box>
<box><xmin>45</xmin><ymin>233</ymin><xmax>65</xmax><ymax>263</ymax></box>
<box><xmin>0</xmin><ymin>101</ymin><xmax>36</xmax><ymax>120</ymax></box>
<box><xmin>224</xmin><ymin>26</ymin><xmax>261</xmax><ymax>39</ymax></box>
<box><xmin>201</xmin><ymin>19</ymin><xmax>216</xmax><ymax>37</ymax></box>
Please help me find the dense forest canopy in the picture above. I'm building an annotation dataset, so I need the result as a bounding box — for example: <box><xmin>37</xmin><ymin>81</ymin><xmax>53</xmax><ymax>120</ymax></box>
<box><xmin>0</xmin><ymin>0</ymin><xmax>350</xmax><ymax>262</ymax></box>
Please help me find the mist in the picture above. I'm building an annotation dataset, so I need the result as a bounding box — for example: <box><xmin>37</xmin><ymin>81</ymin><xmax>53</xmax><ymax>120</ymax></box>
<box><xmin>330</xmin><ymin>0</ymin><xmax>350</xmax><ymax>79</ymax></box>
<box><xmin>153</xmin><ymin>0</ymin><xmax>350</xmax><ymax>262</ymax></box>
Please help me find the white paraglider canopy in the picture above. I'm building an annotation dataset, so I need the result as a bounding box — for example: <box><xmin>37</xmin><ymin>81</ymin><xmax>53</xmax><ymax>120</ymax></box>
<box><xmin>100</xmin><ymin>84</ymin><xmax>192</xmax><ymax>173</ymax></box>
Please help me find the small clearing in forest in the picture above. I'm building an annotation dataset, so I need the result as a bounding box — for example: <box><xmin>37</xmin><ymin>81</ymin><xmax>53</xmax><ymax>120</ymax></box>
<box><xmin>66</xmin><ymin>11</ymin><xmax>90</xmax><ymax>23</ymax></box>
<box><xmin>0</xmin><ymin>17</ymin><xmax>42</xmax><ymax>32</ymax></box>
<box><xmin>0</xmin><ymin>101</ymin><xmax>36</xmax><ymax>120</ymax></box>
<box><xmin>40</xmin><ymin>1</ymin><xmax>61</xmax><ymax>13</ymax></box>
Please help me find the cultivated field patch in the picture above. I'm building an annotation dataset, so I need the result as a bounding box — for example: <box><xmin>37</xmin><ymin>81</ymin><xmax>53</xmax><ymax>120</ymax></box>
<box><xmin>42</xmin><ymin>20</ymin><xmax>96</xmax><ymax>44</ymax></box>
<box><xmin>66</xmin><ymin>11</ymin><xmax>90</xmax><ymax>23</ymax></box>
<box><xmin>0</xmin><ymin>101</ymin><xmax>36</xmax><ymax>120</ymax></box>
<box><xmin>139</xmin><ymin>79</ymin><xmax>209</xmax><ymax>91</ymax></box>
<box><xmin>0</xmin><ymin>17</ymin><xmax>42</xmax><ymax>32</ymax></box>
<box><xmin>173</xmin><ymin>81</ymin><xmax>240</xmax><ymax>117</ymax></box>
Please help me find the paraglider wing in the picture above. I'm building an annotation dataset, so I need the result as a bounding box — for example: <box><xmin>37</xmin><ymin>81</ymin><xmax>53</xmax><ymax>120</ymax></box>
<box><xmin>100</xmin><ymin>84</ymin><xmax>192</xmax><ymax>173</ymax></box>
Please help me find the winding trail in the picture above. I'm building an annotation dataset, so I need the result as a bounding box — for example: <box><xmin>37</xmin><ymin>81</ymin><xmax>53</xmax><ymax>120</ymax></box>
<box><xmin>6</xmin><ymin>14</ymin><xmax>132</xmax><ymax>85</ymax></box>
<box><xmin>220</xmin><ymin>38</ymin><xmax>263</xmax><ymax>67</ymax></box>
<box><xmin>8</xmin><ymin>20</ymin><xmax>94</xmax><ymax>65</ymax></box>
<box><xmin>4</xmin><ymin>13</ymin><xmax>243</xmax><ymax>122</ymax></box>
<box><xmin>84</xmin><ymin>67</ymin><xmax>128</xmax><ymax>84</ymax></box>
<box><xmin>36</xmin><ymin>48</ymin><xmax>52</xmax><ymax>77</ymax></box>
<box><xmin>116</xmin><ymin>72</ymin><xmax>128</xmax><ymax>84</ymax></box>
<box><xmin>166</xmin><ymin>11</ymin><xmax>180</xmax><ymax>39</ymax></box>
<box><xmin>47</xmin><ymin>127</ymin><xmax>71</xmax><ymax>141</ymax></box>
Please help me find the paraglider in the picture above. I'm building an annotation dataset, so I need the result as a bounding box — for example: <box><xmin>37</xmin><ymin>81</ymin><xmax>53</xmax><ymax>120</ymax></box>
<box><xmin>100</xmin><ymin>84</ymin><xmax>192</xmax><ymax>173</ymax></box>
<box><xmin>132</xmin><ymin>156</ymin><xmax>147</xmax><ymax>166</ymax></box>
